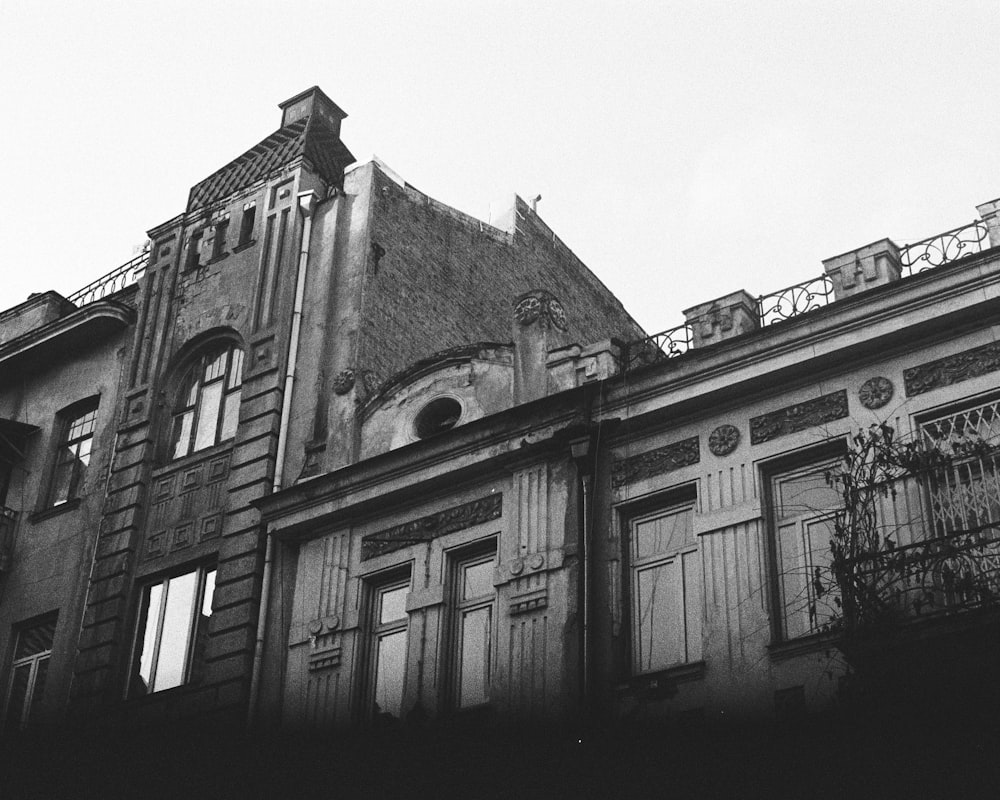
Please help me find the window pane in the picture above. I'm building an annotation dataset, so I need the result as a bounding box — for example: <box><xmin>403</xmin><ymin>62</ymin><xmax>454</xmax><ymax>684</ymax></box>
<box><xmin>3</xmin><ymin>663</ymin><xmax>31</xmax><ymax>733</ymax></box>
<box><xmin>171</xmin><ymin>411</ymin><xmax>194</xmax><ymax>460</ymax></box>
<box><xmin>462</xmin><ymin>560</ymin><xmax>494</xmax><ymax>601</ymax></box>
<box><xmin>379</xmin><ymin>585</ymin><xmax>409</xmax><ymax>624</ymax></box>
<box><xmin>777</xmin><ymin>470</ymin><xmax>838</xmax><ymax>520</ymax></box>
<box><xmin>193</xmin><ymin>381</ymin><xmax>224</xmax><ymax>451</ymax></box>
<box><xmin>15</xmin><ymin>619</ymin><xmax>56</xmax><ymax>659</ymax></box>
<box><xmin>27</xmin><ymin>657</ymin><xmax>49</xmax><ymax>724</ymax></box>
<box><xmin>220</xmin><ymin>389</ymin><xmax>240</xmax><ymax>442</ymax></box>
<box><xmin>133</xmin><ymin>583</ymin><xmax>163</xmax><ymax>697</ymax></box>
<box><xmin>49</xmin><ymin>459</ymin><xmax>74</xmax><ymax>506</ymax></box>
<box><xmin>633</xmin><ymin>507</ymin><xmax>692</xmax><ymax>561</ymax></box>
<box><xmin>228</xmin><ymin>348</ymin><xmax>244</xmax><ymax>390</ymax></box>
<box><xmin>634</xmin><ymin>560</ymin><xmax>683</xmax><ymax>673</ymax></box>
<box><xmin>203</xmin><ymin>350</ymin><xmax>227</xmax><ymax>382</ymax></box>
<box><xmin>373</xmin><ymin>630</ymin><xmax>407</xmax><ymax>718</ymax></box>
<box><xmin>458</xmin><ymin>606</ymin><xmax>491</xmax><ymax>707</ymax></box>
<box><xmin>188</xmin><ymin>569</ymin><xmax>216</xmax><ymax>686</ymax></box>
<box><xmin>154</xmin><ymin>572</ymin><xmax>198</xmax><ymax>692</ymax></box>
<box><xmin>77</xmin><ymin>436</ymin><xmax>92</xmax><ymax>467</ymax></box>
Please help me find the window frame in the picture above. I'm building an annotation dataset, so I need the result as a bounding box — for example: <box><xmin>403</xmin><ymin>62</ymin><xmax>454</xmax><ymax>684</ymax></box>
<box><xmin>622</xmin><ymin>490</ymin><xmax>701</xmax><ymax>677</ymax></box>
<box><xmin>446</xmin><ymin>541</ymin><xmax>497</xmax><ymax>710</ymax></box>
<box><xmin>761</xmin><ymin>440</ymin><xmax>846</xmax><ymax>643</ymax></box>
<box><xmin>46</xmin><ymin>398</ymin><xmax>99</xmax><ymax>509</ymax></box>
<box><xmin>126</xmin><ymin>563</ymin><xmax>216</xmax><ymax>699</ymax></box>
<box><xmin>168</xmin><ymin>342</ymin><xmax>244</xmax><ymax>461</ymax></box>
<box><xmin>2</xmin><ymin>612</ymin><xmax>58</xmax><ymax>732</ymax></box>
<box><xmin>362</xmin><ymin>569</ymin><xmax>412</xmax><ymax>724</ymax></box>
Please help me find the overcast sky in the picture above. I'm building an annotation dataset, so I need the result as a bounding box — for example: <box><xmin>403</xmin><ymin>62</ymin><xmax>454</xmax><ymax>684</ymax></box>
<box><xmin>1</xmin><ymin>2</ymin><xmax>998</xmax><ymax>334</ymax></box>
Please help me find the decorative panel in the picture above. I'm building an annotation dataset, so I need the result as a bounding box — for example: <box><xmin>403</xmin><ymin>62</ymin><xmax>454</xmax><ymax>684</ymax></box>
<box><xmin>361</xmin><ymin>494</ymin><xmax>502</xmax><ymax>560</ymax></box>
<box><xmin>749</xmin><ymin>390</ymin><xmax>848</xmax><ymax>445</ymax></box>
<box><xmin>904</xmin><ymin>341</ymin><xmax>1000</xmax><ymax>396</ymax></box>
<box><xmin>612</xmin><ymin>437</ymin><xmax>700</xmax><ymax>488</ymax></box>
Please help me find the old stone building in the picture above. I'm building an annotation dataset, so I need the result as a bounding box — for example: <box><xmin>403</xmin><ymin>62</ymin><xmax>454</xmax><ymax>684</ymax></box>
<box><xmin>0</xmin><ymin>87</ymin><xmax>642</xmax><ymax>733</ymax></box>
<box><xmin>254</xmin><ymin>195</ymin><xmax>1000</xmax><ymax>732</ymax></box>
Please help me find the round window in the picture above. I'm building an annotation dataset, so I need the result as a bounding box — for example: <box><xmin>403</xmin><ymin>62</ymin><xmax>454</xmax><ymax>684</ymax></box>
<box><xmin>414</xmin><ymin>397</ymin><xmax>462</xmax><ymax>439</ymax></box>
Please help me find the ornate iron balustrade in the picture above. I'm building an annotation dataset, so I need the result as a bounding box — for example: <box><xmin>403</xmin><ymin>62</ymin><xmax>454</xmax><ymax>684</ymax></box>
<box><xmin>899</xmin><ymin>219</ymin><xmax>990</xmax><ymax>277</ymax></box>
<box><xmin>757</xmin><ymin>274</ymin><xmax>835</xmax><ymax>328</ymax></box>
<box><xmin>621</xmin><ymin>322</ymin><xmax>693</xmax><ymax>372</ymax></box>
<box><xmin>0</xmin><ymin>506</ymin><xmax>17</xmax><ymax>572</ymax></box>
<box><xmin>67</xmin><ymin>249</ymin><xmax>149</xmax><ymax>307</ymax></box>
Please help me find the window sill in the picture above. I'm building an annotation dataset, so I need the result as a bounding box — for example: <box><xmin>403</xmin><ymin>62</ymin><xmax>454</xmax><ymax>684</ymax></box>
<box><xmin>30</xmin><ymin>497</ymin><xmax>82</xmax><ymax>523</ymax></box>
<box><xmin>767</xmin><ymin>631</ymin><xmax>840</xmax><ymax>663</ymax></box>
<box><xmin>207</xmin><ymin>252</ymin><xmax>229</xmax><ymax>265</ymax></box>
<box><xmin>153</xmin><ymin>439</ymin><xmax>235</xmax><ymax>477</ymax></box>
<box><xmin>232</xmin><ymin>240</ymin><xmax>256</xmax><ymax>254</ymax></box>
<box><xmin>620</xmin><ymin>661</ymin><xmax>707</xmax><ymax>701</ymax></box>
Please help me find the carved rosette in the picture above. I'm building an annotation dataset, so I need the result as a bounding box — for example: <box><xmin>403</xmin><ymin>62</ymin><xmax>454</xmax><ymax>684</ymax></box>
<box><xmin>332</xmin><ymin>369</ymin><xmax>356</xmax><ymax>395</ymax></box>
<box><xmin>513</xmin><ymin>290</ymin><xmax>568</xmax><ymax>332</ymax></box>
<box><xmin>708</xmin><ymin>424</ymin><xmax>740</xmax><ymax>456</ymax></box>
<box><xmin>858</xmin><ymin>376</ymin><xmax>894</xmax><ymax>410</ymax></box>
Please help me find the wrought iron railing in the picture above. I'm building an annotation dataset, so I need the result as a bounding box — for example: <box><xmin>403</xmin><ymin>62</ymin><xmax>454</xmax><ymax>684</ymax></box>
<box><xmin>621</xmin><ymin>322</ymin><xmax>693</xmax><ymax>372</ymax></box>
<box><xmin>757</xmin><ymin>274</ymin><xmax>835</xmax><ymax>328</ymax></box>
<box><xmin>900</xmin><ymin>219</ymin><xmax>990</xmax><ymax>277</ymax></box>
<box><xmin>623</xmin><ymin>216</ymin><xmax>996</xmax><ymax>374</ymax></box>
<box><xmin>67</xmin><ymin>249</ymin><xmax>149</xmax><ymax>307</ymax></box>
<box><xmin>0</xmin><ymin>506</ymin><xmax>17</xmax><ymax>571</ymax></box>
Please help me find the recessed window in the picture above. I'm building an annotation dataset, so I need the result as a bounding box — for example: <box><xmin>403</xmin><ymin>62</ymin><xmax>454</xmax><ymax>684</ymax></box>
<box><xmin>2</xmin><ymin>613</ymin><xmax>57</xmax><ymax>732</ymax></box>
<box><xmin>414</xmin><ymin>397</ymin><xmax>462</xmax><ymax>440</ymax></box>
<box><xmin>211</xmin><ymin>217</ymin><xmax>229</xmax><ymax>260</ymax></box>
<box><xmin>626</xmin><ymin>496</ymin><xmax>702</xmax><ymax>673</ymax></box>
<box><xmin>237</xmin><ymin>202</ymin><xmax>257</xmax><ymax>247</ymax></box>
<box><xmin>367</xmin><ymin>575</ymin><xmax>411</xmax><ymax>722</ymax></box>
<box><xmin>48</xmin><ymin>400</ymin><xmax>98</xmax><ymax>507</ymax></box>
<box><xmin>450</xmin><ymin>546</ymin><xmax>496</xmax><ymax>708</ymax></box>
<box><xmin>185</xmin><ymin>231</ymin><xmax>204</xmax><ymax>271</ymax></box>
<box><xmin>169</xmin><ymin>343</ymin><xmax>244</xmax><ymax>460</ymax></box>
<box><xmin>128</xmin><ymin>565</ymin><xmax>215</xmax><ymax>697</ymax></box>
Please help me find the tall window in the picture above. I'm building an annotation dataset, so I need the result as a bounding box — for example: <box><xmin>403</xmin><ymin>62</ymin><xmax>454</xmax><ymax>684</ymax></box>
<box><xmin>627</xmin><ymin>499</ymin><xmax>702</xmax><ymax>673</ymax></box>
<box><xmin>49</xmin><ymin>401</ymin><xmax>98</xmax><ymax>507</ymax></box>
<box><xmin>367</xmin><ymin>575</ymin><xmax>410</xmax><ymax>721</ymax></box>
<box><xmin>237</xmin><ymin>201</ymin><xmax>256</xmax><ymax>247</ymax></box>
<box><xmin>768</xmin><ymin>459</ymin><xmax>841</xmax><ymax>640</ymax></box>
<box><xmin>129</xmin><ymin>565</ymin><xmax>216</xmax><ymax>697</ymax></box>
<box><xmin>3</xmin><ymin>614</ymin><xmax>57</xmax><ymax>732</ymax></box>
<box><xmin>170</xmin><ymin>343</ymin><xmax>244</xmax><ymax>460</ymax></box>
<box><xmin>450</xmin><ymin>547</ymin><xmax>496</xmax><ymax>708</ymax></box>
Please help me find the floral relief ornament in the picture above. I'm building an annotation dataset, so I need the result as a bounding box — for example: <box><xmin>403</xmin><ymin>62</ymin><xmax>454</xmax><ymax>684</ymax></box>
<box><xmin>858</xmin><ymin>376</ymin><xmax>894</xmax><ymax>410</ymax></box>
<box><xmin>708</xmin><ymin>424</ymin><xmax>741</xmax><ymax>456</ymax></box>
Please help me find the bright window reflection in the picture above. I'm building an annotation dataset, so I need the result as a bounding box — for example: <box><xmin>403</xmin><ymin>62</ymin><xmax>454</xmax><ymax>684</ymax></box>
<box><xmin>130</xmin><ymin>566</ymin><xmax>216</xmax><ymax>696</ymax></box>
<box><xmin>370</xmin><ymin>578</ymin><xmax>410</xmax><ymax>721</ymax></box>
<box><xmin>170</xmin><ymin>344</ymin><xmax>243</xmax><ymax>460</ymax></box>
<box><xmin>453</xmin><ymin>548</ymin><xmax>496</xmax><ymax>708</ymax></box>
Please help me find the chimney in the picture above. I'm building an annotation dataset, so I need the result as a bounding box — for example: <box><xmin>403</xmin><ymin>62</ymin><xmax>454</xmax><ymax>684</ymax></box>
<box><xmin>278</xmin><ymin>86</ymin><xmax>347</xmax><ymax>134</ymax></box>
<box><xmin>512</xmin><ymin>290</ymin><xmax>570</xmax><ymax>404</ymax></box>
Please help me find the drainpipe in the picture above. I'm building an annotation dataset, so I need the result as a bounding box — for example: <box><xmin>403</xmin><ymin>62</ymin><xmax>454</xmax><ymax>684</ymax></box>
<box><xmin>571</xmin><ymin>434</ymin><xmax>594</xmax><ymax>714</ymax></box>
<box><xmin>248</xmin><ymin>189</ymin><xmax>318</xmax><ymax>724</ymax></box>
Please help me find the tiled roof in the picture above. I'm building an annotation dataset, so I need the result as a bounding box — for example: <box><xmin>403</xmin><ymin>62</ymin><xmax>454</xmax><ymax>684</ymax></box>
<box><xmin>187</xmin><ymin>115</ymin><xmax>355</xmax><ymax>211</ymax></box>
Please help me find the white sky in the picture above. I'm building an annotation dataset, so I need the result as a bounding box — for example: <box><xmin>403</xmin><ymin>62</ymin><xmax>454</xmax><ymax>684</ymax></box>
<box><xmin>1</xmin><ymin>2</ymin><xmax>998</xmax><ymax>335</ymax></box>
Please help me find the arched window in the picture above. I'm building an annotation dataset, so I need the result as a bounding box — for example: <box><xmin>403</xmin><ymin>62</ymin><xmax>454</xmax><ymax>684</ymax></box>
<box><xmin>169</xmin><ymin>343</ymin><xmax>244</xmax><ymax>460</ymax></box>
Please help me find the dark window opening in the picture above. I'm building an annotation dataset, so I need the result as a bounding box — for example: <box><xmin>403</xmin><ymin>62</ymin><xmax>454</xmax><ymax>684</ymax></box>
<box><xmin>238</xmin><ymin>203</ymin><xmax>257</xmax><ymax>247</ymax></box>
<box><xmin>415</xmin><ymin>398</ymin><xmax>462</xmax><ymax>440</ymax></box>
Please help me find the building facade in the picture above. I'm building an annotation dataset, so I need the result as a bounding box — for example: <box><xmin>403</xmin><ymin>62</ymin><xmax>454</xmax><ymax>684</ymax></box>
<box><xmin>255</xmin><ymin>198</ymin><xmax>1000</xmax><ymax>730</ymax></box>
<box><xmin>0</xmin><ymin>87</ymin><xmax>641</xmax><ymax>732</ymax></box>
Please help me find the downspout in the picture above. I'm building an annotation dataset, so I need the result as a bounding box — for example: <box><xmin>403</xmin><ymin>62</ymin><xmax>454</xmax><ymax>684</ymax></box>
<box><xmin>248</xmin><ymin>189</ymin><xmax>318</xmax><ymax>724</ymax></box>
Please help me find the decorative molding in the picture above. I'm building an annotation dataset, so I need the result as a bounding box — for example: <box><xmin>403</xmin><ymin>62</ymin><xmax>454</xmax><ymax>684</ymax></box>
<box><xmin>858</xmin><ymin>376</ymin><xmax>894</xmax><ymax>409</ymax></box>
<box><xmin>513</xmin><ymin>290</ymin><xmax>568</xmax><ymax>332</ymax></box>
<box><xmin>903</xmin><ymin>341</ymin><xmax>1000</xmax><ymax>396</ymax></box>
<box><xmin>332</xmin><ymin>368</ymin><xmax>355</xmax><ymax>395</ymax></box>
<box><xmin>361</xmin><ymin>494</ymin><xmax>502</xmax><ymax>560</ymax></box>
<box><xmin>708</xmin><ymin>424</ymin><xmax>740</xmax><ymax>456</ymax></box>
<box><xmin>750</xmin><ymin>390</ymin><xmax>849</xmax><ymax>445</ymax></box>
<box><xmin>509</xmin><ymin>585</ymin><xmax>548</xmax><ymax>616</ymax></box>
<box><xmin>612</xmin><ymin>437</ymin><xmax>700</xmax><ymax>488</ymax></box>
